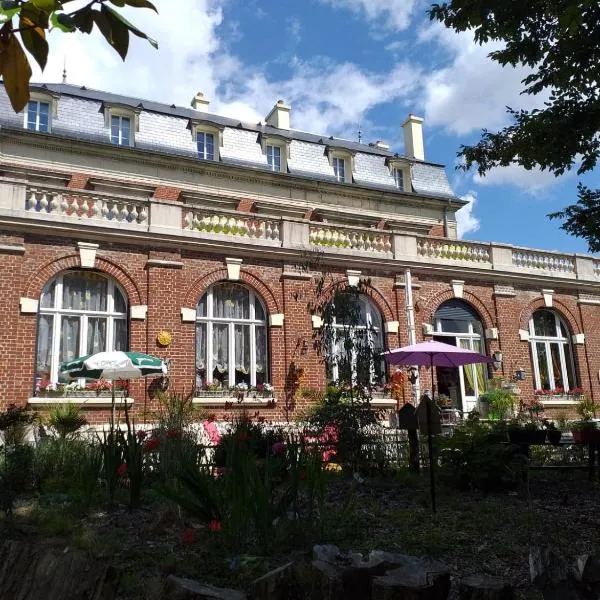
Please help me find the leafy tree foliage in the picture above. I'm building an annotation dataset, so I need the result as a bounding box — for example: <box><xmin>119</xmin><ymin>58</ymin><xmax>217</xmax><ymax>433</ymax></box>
<box><xmin>0</xmin><ymin>0</ymin><xmax>157</xmax><ymax>112</ymax></box>
<box><xmin>429</xmin><ymin>1</ymin><xmax>600</xmax><ymax>250</ymax></box>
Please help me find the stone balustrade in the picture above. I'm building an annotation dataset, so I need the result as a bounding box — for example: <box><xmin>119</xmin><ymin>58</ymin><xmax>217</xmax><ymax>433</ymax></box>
<box><xmin>416</xmin><ymin>237</ymin><xmax>491</xmax><ymax>264</ymax></box>
<box><xmin>185</xmin><ymin>210</ymin><xmax>281</xmax><ymax>241</ymax></box>
<box><xmin>309</xmin><ymin>225</ymin><xmax>392</xmax><ymax>254</ymax></box>
<box><xmin>25</xmin><ymin>187</ymin><xmax>148</xmax><ymax>225</ymax></box>
<box><xmin>511</xmin><ymin>249</ymin><xmax>576</xmax><ymax>274</ymax></box>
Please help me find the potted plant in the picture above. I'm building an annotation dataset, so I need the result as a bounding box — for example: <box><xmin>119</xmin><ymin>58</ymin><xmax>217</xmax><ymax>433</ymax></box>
<box><xmin>479</xmin><ymin>388</ymin><xmax>517</xmax><ymax>420</ymax></box>
<box><xmin>570</xmin><ymin>419</ymin><xmax>600</xmax><ymax>444</ymax></box>
<box><xmin>507</xmin><ymin>418</ymin><xmax>547</xmax><ymax>445</ymax></box>
<box><xmin>542</xmin><ymin>419</ymin><xmax>562</xmax><ymax>446</ymax></box>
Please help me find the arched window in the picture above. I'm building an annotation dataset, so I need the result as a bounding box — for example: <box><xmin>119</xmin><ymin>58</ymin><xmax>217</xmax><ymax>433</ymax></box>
<box><xmin>529</xmin><ymin>309</ymin><xmax>576</xmax><ymax>392</ymax></box>
<box><xmin>324</xmin><ymin>292</ymin><xmax>385</xmax><ymax>386</ymax></box>
<box><xmin>433</xmin><ymin>299</ymin><xmax>486</xmax><ymax>412</ymax></box>
<box><xmin>196</xmin><ymin>283</ymin><xmax>268</xmax><ymax>389</ymax></box>
<box><xmin>36</xmin><ymin>271</ymin><xmax>128</xmax><ymax>386</ymax></box>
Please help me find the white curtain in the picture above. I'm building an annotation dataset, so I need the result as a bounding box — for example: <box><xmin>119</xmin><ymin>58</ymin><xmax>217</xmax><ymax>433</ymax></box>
<box><xmin>59</xmin><ymin>316</ymin><xmax>80</xmax><ymax>363</ymax></box>
<box><xmin>213</xmin><ymin>284</ymin><xmax>249</xmax><ymax>319</ymax></box>
<box><xmin>40</xmin><ymin>281</ymin><xmax>56</xmax><ymax>309</ymax></box>
<box><xmin>255</xmin><ymin>326</ymin><xmax>266</xmax><ymax>374</ymax></box>
<box><xmin>213</xmin><ymin>324</ymin><xmax>228</xmax><ymax>373</ymax></box>
<box><xmin>87</xmin><ymin>317</ymin><xmax>107</xmax><ymax>355</ymax></box>
<box><xmin>62</xmin><ymin>272</ymin><xmax>107</xmax><ymax>311</ymax></box>
<box><xmin>113</xmin><ymin>319</ymin><xmax>127</xmax><ymax>351</ymax></box>
<box><xmin>36</xmin><ymin>315</ymin><xmax>53</xmax><ymax>377</ymax></box>
<box><xmin>235</xmin><ymin>325</ymin><xmax>250</xmax><ymax>373</ymax></box>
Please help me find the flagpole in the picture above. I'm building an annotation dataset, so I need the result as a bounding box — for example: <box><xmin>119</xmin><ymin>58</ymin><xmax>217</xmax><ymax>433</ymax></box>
<box><xmin>427</xmin><ymin>353</ymin><xmax>436</xmax><ymax>514</ymax></box>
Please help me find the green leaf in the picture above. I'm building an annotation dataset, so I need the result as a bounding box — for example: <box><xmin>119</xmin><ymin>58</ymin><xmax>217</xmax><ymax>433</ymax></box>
<box><xmin>20</xmin><ymin>14</ymin><xmax>48</xmax><ymax>69</ymax></box>
<box><xmin>101</xmin><ymin>3</ymin><xmax>129</xmax><ymax>60</ymax></box>
<box><xmin>108</xmin><ymin>0</ymin><xmax>125</xmax><ymax>6</ymax></box>
<box><xmin>31</xmin><ymin>0</ymin><xmax>58</xmax><ymax>10</ymax></box>
<box><xmin>0</xmin><ymin>33</ymin><xmax>32</xmax><ymax>112</ymax></box>
<box><xmin>124</xmin><ymin>0</ymin><xmax>157</xmax><ymax>11</ymax></box>
<box><xmin>91</xmin><ymin>8</ymin><xmax>112</xmax><ymax>47</ymax></box>
<box><xmin>71</xmin><ymin>6</ymin><xmax>93</xmax><ymax>33</ymax></box>
<box><xmin>103</xmin><ymin>4</ymin><xmax>157</xmax><ymax>48</ymax></box>
<box><xmin>50</xmin><ymin>11</ymin><xmax>75</xmax><ymax>32</ymax></box>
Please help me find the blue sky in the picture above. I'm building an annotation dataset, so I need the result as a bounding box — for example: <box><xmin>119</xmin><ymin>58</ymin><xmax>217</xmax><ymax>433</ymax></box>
<box><xmin>33</xmin><ymin>0</ymin><xmax>597</xmax><ymax>255</ymax></box>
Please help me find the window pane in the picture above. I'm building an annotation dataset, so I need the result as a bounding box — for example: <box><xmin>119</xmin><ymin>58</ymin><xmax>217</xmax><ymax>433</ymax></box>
<box><xmin>213</xmin><ymin>283</ymin><xmax>249</xmax><ymax>319</ymax></box>
<box><xmin>254</xmin><ymin>297</ymin><xmax>265</xmax><ymax>321</ymax></box>
<box><xmin>564</xmin><ymin>344</ymin><xmax>576</xmax><ymax>391</ymax></box>
<box><xmin>205</xmin><ymin>133</ymin><xmax>214</xmax><ymax>160</ymax></box>
<box><xmin>111</xmin><ymin>116</ymin><xmax>120</xmax><ymax>144</ymax></box>
<box><xmin>560</xmin><ymin>320</ymin><xmax>569</xmax><ymax>338</ymax></box>
<box><xmin>27</xmin><ymin>101</ymin><xmax>37</xmax><ymax>129</ymax></box>
<box><xmin>535</xmin><ymin>343</ymin><xmax>551</xmax><ymax>390</ymax></box>
<box><xmin>121</xmin><ymin>117</ymin><xmax>130</xmax><ymax>143</ymax></box>
<box><xmin>38</xmin><ymin>103</ymin><xmax>49</xmax><ymax>132</ymax></box>
<box><xmin>113</xmin><ymin>287</ymin><xmax>127</xmax><ymax>314</ymax></box>
<box><xmin>62</xmin><ymin>272</ymin><xmax>107</xmax><ymax>311</ymax></box>
<box><xmin>255</xmin><ymin>325</ymin><xmax>267</xmax><ymax>384</ymax></box>
<box><xmin>113</xmin><ymin>319</ymin><xmax>127</xmax><ymax>351</ymax></box>
<box><xmin>394</xmin><ymin>168</ymin><xmax>403</xmax><ymax>189</ymax></box>
<box><xmin>197</xmin><ymin>293</ymin><xmax>207</xmax><ymax>317</ymax></box>
<box><xmin>196</xmin><ymin>321</ymin><xmax>207</xmax><ymax>375</ymax></box>
<box><xmin>59</xmin><ymin>316</ymin><xmax>80</xmax><ymax>363</ymax></box>
<box><xmin>87</xmin><ymin>317</ymin><xmax>107</xmax><ymax>355</ymax></box>
<box><xmin>549</xmin><ymin>343</ymin><xmax>565</xmax><ymax>390</ymax></box>
<box><xmin>36</xmin><ymin>314</ymin><xmax>53</xmax><ymax>378</ymax></box>
<box><xmin>212</xmin><ymin>323</ymin><xmax>229</xmax><ymax>383</ymax></box>
<box><xmin>459</xmin><ymin>339</ymin><xmax>475</xmax><ymax>396</ymax></box>
<box><xmin>533</xmin><ymin>310</ymin><xmax>557</xmax><ymax>337</ymax></box>
<box><xmin>439</xmin><ymin>318</ymin><xmax>470</xmax><ymax>334</ymax></box>
<box><xmin>40</xmin><ymin>280</ymin><xmax>56</xmax><ymax>309</ymax></box>
<box><xmin>234</xmin><ymin>324</ymin><xmax>250</xmax><ymax>383</ymax></box>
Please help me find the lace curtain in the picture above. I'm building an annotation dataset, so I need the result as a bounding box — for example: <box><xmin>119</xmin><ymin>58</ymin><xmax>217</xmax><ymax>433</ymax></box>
<box><xmin>213</xmin><ymin>284</ymin><xmax>249</xmax><ymax>319</ymax></box>
<box><xmin>36</xmin><ymin>315</ymin><xmax>53</xmax><ymax>377</ymax></box>
<box><xmin>62</xmin><ymin>272</ymin><xmax>108</xmax><ymax>311</ymax></box>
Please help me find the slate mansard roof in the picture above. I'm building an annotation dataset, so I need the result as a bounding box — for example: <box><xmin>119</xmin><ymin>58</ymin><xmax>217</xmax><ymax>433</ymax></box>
<box><xmin>0</xmin><ymin>82</ymin><xmax>457</xmax><ymax>201</ymax></box>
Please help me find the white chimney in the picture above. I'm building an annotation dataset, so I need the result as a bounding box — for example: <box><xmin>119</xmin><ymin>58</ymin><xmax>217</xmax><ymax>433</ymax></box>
<box><xmin>265</xmin><ymin>99</ymin><xmax>290</xmax><ymax>129</ymax></box>
<box><xmin>191</xmin><ymin>92</ymin><xmax>210</xmax><ymax>112</ymax></box>
<box><xmin>402</xmin><ymin>114</ymin><xmax>424</xmax><ymax>161</ymax></box>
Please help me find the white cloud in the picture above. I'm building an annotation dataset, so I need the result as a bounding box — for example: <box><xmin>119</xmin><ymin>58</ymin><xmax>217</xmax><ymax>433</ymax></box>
<box><xmin>418</xmin><ymin>23</ymin><xmax>543</xmax><ymax>135</ymax></box>
<box><xmin>456</xmin><ymin>191</ymin><xmax>480</xmax><ymax>238</ymax></box>
<box><xmin>286</xmin><ymin>17</ymin><xmax>302</xmax><ymax>44</ymax></box>
<box><xmin>473</xmin><ymin>164</ymin><xmax>567</xmax><ymax>196</ymax></box>
<box><xmin>318</xmin><ymin>0</ymin><xmax>422</xmax><ymax>32</ymax></box>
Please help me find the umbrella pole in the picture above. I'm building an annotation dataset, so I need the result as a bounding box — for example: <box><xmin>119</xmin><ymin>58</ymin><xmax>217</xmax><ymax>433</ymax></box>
<box><xmin>427</xmin><ymin>354</ymin><xmax>437</xmax><ymax>514</ymax></box>
<box><xmin>111</xmin><ymin>379</ymin><xmax>116</xmax><ymax>433</ymax></box>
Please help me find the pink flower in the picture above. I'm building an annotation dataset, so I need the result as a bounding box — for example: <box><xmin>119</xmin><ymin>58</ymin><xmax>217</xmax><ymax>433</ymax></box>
<box><xmin>203</xmin><ymin>420</ymin><xmax>221</xmax><ymax>445</ymax></box>
<box><xmin>208</xmin><ymin>519</ymin><xmax>222</xmax><ymax>532</ymax></box>
<box><xmin>322</xmin><ymin>449</ymin><xmax>336</xmax><ymax>463</ymax></box>
<box><xmin>271</xmin><ymin>441</ymin><xmax>286</xmax><ymax>455</ymax></box>
<box><xmin>144</xmin><ymin>437</ymin><xmax>160</xmax><ymax>452</ymax></box>
<box><xmin>181</xmin><ymin>528</ymin><xmax>196</xmax><ymax>544</ymax></box>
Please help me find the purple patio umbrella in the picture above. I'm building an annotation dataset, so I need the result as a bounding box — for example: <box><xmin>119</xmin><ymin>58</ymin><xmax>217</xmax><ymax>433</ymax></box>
<box><xmin>384</xmin><ymin>339</ymin><xmax>492</xmax><ymax>512</ymax></box>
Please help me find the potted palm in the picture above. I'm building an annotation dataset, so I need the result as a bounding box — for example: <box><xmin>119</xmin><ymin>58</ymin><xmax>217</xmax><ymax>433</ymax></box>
<box><xmin>479</xmin><ymin>388</ymin><xmax>517</xmax><ymax>420</ymax></box>
<box><xmin>572</xmin><ymin>397</ymin><xmax>600</xmax><ymax>444</ymax></box>
<box><xmin>507</xmin><ymin>417</ymin><xmax>547</xmax><ymax>445</ymax></box>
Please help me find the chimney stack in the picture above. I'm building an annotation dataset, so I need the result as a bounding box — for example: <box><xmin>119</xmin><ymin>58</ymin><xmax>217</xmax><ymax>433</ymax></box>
<box><xmin>191</xmin><ymin>92</ymin><xmax>210</xmax><ymax>112</ymax></box>
<box><xmin>402</xmin><ymin>114</ymin><xmax>424</xmax><ymax>161</ymax></box>
<box><xmin>265</xmin><ymin>99</ymin><xmax>291</xmax><ymax>129</ymax></box>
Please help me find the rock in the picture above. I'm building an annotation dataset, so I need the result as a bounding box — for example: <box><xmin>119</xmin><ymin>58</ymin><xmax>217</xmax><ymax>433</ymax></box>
<box><xmin>372</xmin><ymin>567</ymin><xmax>449</xmax><ymax>600</ymax></box>
<box><xmin>575</xmin><ymin>553</ymin><xmax>600</xmax><ymax>584</ymax></box>
<box><xmin>311</xmin><ymin>560</ymin><xmax>344</xmax><ymax>600</ymax></box>
<box><xmin>250</xmin><ymin>561</ymin><xmax>298</xmax><ymax>600</ymax></box>
<box><xmin>160</xmin><ymin>576</ymin><xmax>247</xmax><ymax>600</ymax></box>
<box><xmin>0</xmin><ymin>539</ymin><xmax>118</xmax><ymax>600</ymax></box>
<box><xmin>529</xmin><ymin>547</ymin><xmax>580</xmax><ymax>600</ymax></box>
<box><xmin>457</xmin><ymin>575</ymin><xmax>515</xmax><ymax>600</ymax></box>
<box><xmin>148</xmin><ymin>503</ymin><xmax>179</xmax><ymax>535</ymax></box>
<box><xmin>341</xmin><ymin>553</ymin><xmax>389</xmax><ymax>600</ymax></box>
<box><xmin>313</xmin><ymin>544</ymin><xmax>343</xmax><ymax>564</ymax></box>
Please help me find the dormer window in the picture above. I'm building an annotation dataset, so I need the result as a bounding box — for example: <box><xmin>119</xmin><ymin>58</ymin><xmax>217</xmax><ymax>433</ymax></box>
<box><xmin>111</xmin><ymin>115</ymin><xmax>131</xmax><ymax>146</ymax></box>
<box><xmin>392</xmin><ymin>167</ymin><xmax>404</xmax><ymax>190</ymax></box>
<box><xmin>333</xmin><ymin>157</ymin><xmax>345</xmax><ymax>182</ymax></box>
<box><xmin>197</xmin><ymin>131</ymin><xmax>215</xmax><ymax>160</ymax></box>
<box><xmin>26</xmin><ymin>100</ymin><xmax>50</xmax><ymax>132</ymax></box>
<box><xmin>267</xmin><ymin>144</ymin><xmax>281</xmax><ymax>172</ymax></box>
<box><xmin>103</xmin><ymin>105</ymin><xmax>139</xmax><ymax>147</ymax></box>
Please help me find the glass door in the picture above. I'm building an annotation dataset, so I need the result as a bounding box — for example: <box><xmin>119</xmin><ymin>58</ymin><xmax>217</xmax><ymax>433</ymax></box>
<box><xmin>457</xmin><ymin>337</ymin><xmax>485</xmax><ymax>413</ymax></box>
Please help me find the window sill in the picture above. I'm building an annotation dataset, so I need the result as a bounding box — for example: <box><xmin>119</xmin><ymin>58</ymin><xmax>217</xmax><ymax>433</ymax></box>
<box><xmin>28</xmin><ymin>397</ymin><xmax>134</xmax><ymax>407</ymax></box>
<box><xmin>192</xmin><ymin>397</ymin><xmax>277</xmax><ymax>407</ymax></box>
<box><xmin>538</xmin><ymin>396</ymin><xmax>582</xmax><ymax>406</ymax></box>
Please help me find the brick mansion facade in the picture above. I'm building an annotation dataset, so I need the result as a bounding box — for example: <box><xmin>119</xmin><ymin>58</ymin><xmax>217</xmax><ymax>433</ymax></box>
<box><xmin>0</xmin><ymin>82</ymin><xmax>598</xmax><ymax>424</ymax></box>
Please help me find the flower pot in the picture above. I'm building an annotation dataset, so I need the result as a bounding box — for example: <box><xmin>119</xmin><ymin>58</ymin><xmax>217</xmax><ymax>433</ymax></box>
<box><xmin>573</xmin><ymin>428</ymin><xmax>600</xmax><ymax>444</ymax></box>
<box><xmin>508</xmin><ymin>429</ymin><xmax>547</xmax><ymax>445</ymax></box>
<box><xmin>547</xmin><ymin>430</ymin><xmax>562</xmax><ymax>446</ymax></box>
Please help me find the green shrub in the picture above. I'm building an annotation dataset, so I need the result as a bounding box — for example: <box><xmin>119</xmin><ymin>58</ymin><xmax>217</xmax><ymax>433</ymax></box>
<box><xmin>479</xmin><ymin>388</ymin><xmax>517</xmax><ymax>419</ymax></box>
<box><xmin>437</xmin><ymin>421</ymin><xmax>526</xmax><ymax>491</ymax></box>
<box><xmin>48</xmin><ymin>403</ymin><xmax>87</xmax><ymax>439</ymax></box>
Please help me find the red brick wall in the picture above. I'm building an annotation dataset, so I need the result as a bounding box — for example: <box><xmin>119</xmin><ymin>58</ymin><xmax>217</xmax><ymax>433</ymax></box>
<box><xmin>2</xmin><ymin>231</ymin><xmax>598</xmax><ymax>422</ymax></box>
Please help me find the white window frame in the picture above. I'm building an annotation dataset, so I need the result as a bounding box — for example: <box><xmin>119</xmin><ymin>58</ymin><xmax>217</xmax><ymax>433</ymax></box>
<box><xmin>110</xmin><ymin>114</ymin><xmax>132</xmax><ymax>146</ymax></box>
<box><xmin>327</xmin><ymin>149</ymin><xmax>354</xmax><ymax>183</ymax></box>
<box><xmin>388</xmin><ymin>160</ymin><xmax>410</xmax><ymax>192</ymax></box>
<box><xmin>261</xmin><ymin>134</ymin><xmax>289</xmax><ymax>173</ymax></box>
<box><xmin>191</xmin><ymin>122</ymin><xmax>223</xmax><ymax>161</ymax></box>
<box><xmin>103</xmin><ymin>105</ymin><xmax>139</xmax><ymax>147</ymax></box>
<box><xmin>22</xmin><ymin>91</ymin><xmax>58</xmax><ymax>133</ymax></box>
<box><xmin>24</xmin><ymin>100</ymin><xmax>51</xmax><ymax>133</ymax></box>
<box><xmin>327</xmin><ymin>295</ymin><xmax>384</xmax><ymax>385</ymax></box>
<box><xmin>36</xmin><ymin>272</ymin><xmax>128</xmax><ymax>386</ymax></box>
<box><xmin>266</xmin><ymin>144</ymin><xmax>282</xmax><ymax>172</ymax></box>
<box><xmin>197</xmin><ymin>130</ymin><xmax>216</xmax><ymax>160</ymax></box>
<box><xmin>529</xmin><ymin>310</ymin><xmax>577</xmax><ymax>392</ymax></box>
<box><xmin>196</xmin><ymin>284</ymin><xmax>269</xmax><ymax>388</ymax></box>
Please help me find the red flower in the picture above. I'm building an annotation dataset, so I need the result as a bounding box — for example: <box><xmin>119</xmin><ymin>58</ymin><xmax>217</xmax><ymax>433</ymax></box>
<box><xmin>166</xmin><ymin>428</ymin><xmax>180</xmax><ymax>440</ymax></box>
<box><xmin>181</xmin><ymin>528</ymin><xmax>196</xmax><ymax>544</ymax></box>
<box><xmin>136</xmin><ymin>430</ymin><xmax>147</xmax><ymax>440</ymax></box>
<box><xmin>144</xmin><ymin>437</ymin><xmax>160</xmax><ymax>452</ymax></box>
<box><xmin>208</xmin><ymin>519</ymin><xmax>222</xmax><ymax>532</ymax></box>
<box><xmin>117</xmin><ymin>463</ymin><xmax>128</xmax><ymax>478</ymax></box>
<box><xmin>271</xmin><ymin>441</ymin><xmax>286</xmax><ymax>455</ymax></box>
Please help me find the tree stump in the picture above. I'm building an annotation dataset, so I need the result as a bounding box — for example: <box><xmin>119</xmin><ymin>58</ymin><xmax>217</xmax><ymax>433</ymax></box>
<box><xmin>372</xmin><ymin>566</ymin><xmax>450</xmax><ymax>600</ymax></box>
<box><xmin>159</xmin><ymin>576</ymin><xmax>246</xmax><ymax>600</ymax></box>
<box><xmin>457</xmin><ymin>575</ymin><xmax>515</xmax><ymax>600</ymax></box>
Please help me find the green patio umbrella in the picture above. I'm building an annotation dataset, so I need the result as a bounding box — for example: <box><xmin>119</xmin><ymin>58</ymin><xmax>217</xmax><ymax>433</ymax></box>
<box><xmin>59</xmin><ymin>350</ymin><xmax>168</xmax><ymax>428</ymax></box>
